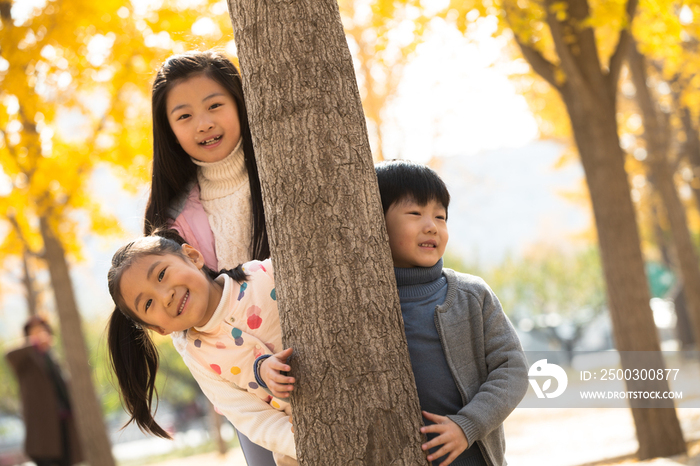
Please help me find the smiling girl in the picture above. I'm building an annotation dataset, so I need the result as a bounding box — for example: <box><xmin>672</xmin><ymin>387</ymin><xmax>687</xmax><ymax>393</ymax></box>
<box><xmin>145</xmin><ymin>50</ymin><xmax>268</xmax><ymax>279</ymax></box>
<box><xmin>141</xmin><ymin>50</ymin><xmax>277</xmax><ymax>465</ymax></box>
<box><xmin>107</xmin><ymin>231</ymin><xmax>296</xmax><ymax>466</ymax></box>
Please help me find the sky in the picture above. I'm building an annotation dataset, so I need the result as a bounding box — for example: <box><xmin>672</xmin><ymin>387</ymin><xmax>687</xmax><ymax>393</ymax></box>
<box><xmin>383</xmin><ymin>16</ymin><xmax>539</xmax><ymax>162</ymax></box>
<box><xmin>0</xmin><ymin>7</ymin><xmax>589</xmax><ymax>341</ymax></box>
<box><xmin>377</xmin><ymin>18</ymin><xmax>587</xmax><ymax>263</ymax></box>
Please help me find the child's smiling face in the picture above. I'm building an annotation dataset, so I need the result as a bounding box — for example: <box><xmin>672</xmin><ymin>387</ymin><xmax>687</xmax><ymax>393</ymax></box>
<box><xmin>385</xmin><ymin>198</ymin><xmax>449</xmax><ymax>268</ymax></box>
<box><xmin>118</xmin><ymin>246</ymin><xmax>222</xmax><ymax>335</ymax></box>
<box><xmin>166</xmin><ymin>74</ymin><xmax>241</xmax><ymax>163</ymax></box>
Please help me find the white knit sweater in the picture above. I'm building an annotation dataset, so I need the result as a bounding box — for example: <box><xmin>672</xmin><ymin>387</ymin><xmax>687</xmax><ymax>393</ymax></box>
<box><xmin>174</xmin><ymin>142</ymin><xmax>297</xmax><ymax>461</ymax></box>
<box><xmin>192</xmin><ymin>139</ymin><xmax>253</xmax><ymax>269</ymax></box>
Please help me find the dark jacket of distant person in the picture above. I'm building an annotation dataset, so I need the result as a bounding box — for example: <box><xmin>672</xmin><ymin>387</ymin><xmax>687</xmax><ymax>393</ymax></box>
<box><xmin>5</xmin><ymin>318</ymin><xmax>83</xmax><ymax>464</ymax></box>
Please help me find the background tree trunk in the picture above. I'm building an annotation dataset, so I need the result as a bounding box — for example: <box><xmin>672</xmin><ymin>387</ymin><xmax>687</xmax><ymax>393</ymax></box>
<box><xmin>227</xmin><ymin>1</ymin><xmax>427</xmax><ymax>464</ymax></box>
<box><xmin>650</xmin><ymin>202</ymin><xmax>695</xmax><ymax>349</ymax></box>
<box><xmin>562</xmin><ymin>89</ymin><xmax>685</xmax><ymax>458</ymax></box>
<box><xmin>512</xmin><ymin>0</ymin><xmax>686</xmax><ymax>458</ymax></box>
<box><xmin>680</xmin><ymin>107</ymin><xmax>700</xmax><ymax>216</ymax></box>
<box><xmin>628</xmin><ymin>43</ymin><xmax>700</xmax><ymax>349</ymax></box>
<box><xmin>21</xmin><ymin>250</ymin><xmax>38</xmax><ymax>317</ymax></box>
<box><xmin>207</xmin><ymin>403</ymin><xmax>228</xmax><ymax>455</ymax></box>
<box><xmin>39</xmin><ymin>216</ymin><xmax>116</xmax><ymax>466</ymax></box>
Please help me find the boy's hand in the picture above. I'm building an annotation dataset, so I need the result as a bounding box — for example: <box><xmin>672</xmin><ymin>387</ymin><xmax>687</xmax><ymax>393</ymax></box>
<box><xmin>420</xmin><ymin>411</ymin><xmax>469</xmax><ymax>466</ymax></box>
<box><xmin>261</xmin><ymin>347</ymin><xmax>295</xmax><ymax>398</ymax></box>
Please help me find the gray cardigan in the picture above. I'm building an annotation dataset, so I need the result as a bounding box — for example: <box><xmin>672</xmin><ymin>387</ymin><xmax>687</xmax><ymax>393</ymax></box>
<box><xmin>438</xmin><ymin>268</ymin><xmax>528</xmax><ymax>466</ymax></box>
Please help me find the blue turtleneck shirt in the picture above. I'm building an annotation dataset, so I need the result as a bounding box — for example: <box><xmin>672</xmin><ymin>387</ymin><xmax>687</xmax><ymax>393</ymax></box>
<box><xmin>395</xmin><ymin>259</ymin><xmax>486</xmax><ymax>466</ymax></box>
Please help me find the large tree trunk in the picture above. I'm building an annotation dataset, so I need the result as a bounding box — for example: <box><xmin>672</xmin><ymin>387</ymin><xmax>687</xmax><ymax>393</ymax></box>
<box><xmin>561</xmin><ymin>86</ymin><xmax>686</xmax><ymax>459</ymax></box>
<box><xmin>628</xmin><ymin>43</ymin><xmax>700</xmax><ymax>349</ymax></box>
<box><xmin>512</xmin><ymin>0</ymin><xmax>686</xmax><ymax>458</ymax></box>
<box><xmin>227</xmin><ymin>1</ymin><xmax>427</xmax><ymax>464</ymax></box>
<box><xmin>39</xmin><ymin>216</ymin><xmax>116</xmax><ymax>466</ymax></box>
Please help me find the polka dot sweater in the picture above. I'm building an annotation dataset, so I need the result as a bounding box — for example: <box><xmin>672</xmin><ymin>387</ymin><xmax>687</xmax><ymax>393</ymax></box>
<box><xmin>172</xmin><ymin>259</ymin><xmax>296</xmax><ymax>459</ymax></box>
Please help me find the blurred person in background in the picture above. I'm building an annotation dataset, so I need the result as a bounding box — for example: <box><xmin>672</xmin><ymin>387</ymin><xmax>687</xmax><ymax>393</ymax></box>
<box><xmin>5</xmin><ymin>316</ymin><xmax>83</xmax><ymax>466</ymax></box>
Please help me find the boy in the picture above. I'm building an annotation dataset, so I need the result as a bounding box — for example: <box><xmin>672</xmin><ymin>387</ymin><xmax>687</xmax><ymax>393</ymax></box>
<box><xmin>374</xmin><ymin>160</ymin><xmax>528</xmax><ymax>465</ymax></box>
<box><xmin>258</xmin><ymin>160</ymin><xmax>527</xmax><ymax>466</ymax></box>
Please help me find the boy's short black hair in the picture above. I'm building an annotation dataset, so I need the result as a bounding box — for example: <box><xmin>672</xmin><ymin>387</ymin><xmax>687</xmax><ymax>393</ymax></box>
<box><xmin>375</xmin><ymin>160</ymin><xmax>450</xmax><ymax>218</ymax></box>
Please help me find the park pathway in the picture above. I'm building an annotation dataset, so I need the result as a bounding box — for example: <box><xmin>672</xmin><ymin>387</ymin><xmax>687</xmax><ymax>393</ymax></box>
<box><xmin>147</xmin><ymin>407</ymin><xmax>700</xmax><ymax>465</ymax></box>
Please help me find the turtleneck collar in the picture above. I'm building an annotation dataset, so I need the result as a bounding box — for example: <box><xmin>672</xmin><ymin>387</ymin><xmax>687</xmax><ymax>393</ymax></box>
<box><xmin>192</xmin><ymin>138</ymin><xmax>248</xmax><ymax>201</ymax></box>
<box><xmin>395</xmin><ymin>258</ymin><xmax>443</xmax><ymax>286</ymax></box>
<box><xmin>394</xmin><ymin>259</ymin><xmax>445</xmax><ymax>300</ymax></box>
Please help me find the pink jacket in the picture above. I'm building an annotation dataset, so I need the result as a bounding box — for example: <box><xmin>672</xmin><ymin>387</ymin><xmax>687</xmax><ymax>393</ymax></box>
<box><xmin>168</xmin><ymin>184</ymin><xmax>219</xmax><ymax>270</ymax></box>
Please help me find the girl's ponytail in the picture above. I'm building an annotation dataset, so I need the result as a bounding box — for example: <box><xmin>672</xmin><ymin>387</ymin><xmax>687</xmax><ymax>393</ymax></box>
<box><xmin>107</xmin><ymin>307</ymin><xmax>171</xmax><ymax>439</ymax></box>
<box><xmin>217</xmin><ymin>265</ymin><xmax>248</xmax><ymax>283</ymax></box>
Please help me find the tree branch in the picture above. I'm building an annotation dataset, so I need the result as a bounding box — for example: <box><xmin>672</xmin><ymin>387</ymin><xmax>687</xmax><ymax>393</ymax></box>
<box><xmin>1</xmin><ymin>129</ymin><xmax>17</xmax><ymax>159</ymax></box>
<box><xmin>21</xmin><ymin>249</ymin><xmax>39</xmax><ymax>316</ymax></box>
<box><xmin>513</xmin><ymin>35</ymin><xmax>561</xmax><ymax>91</ymax></box>
<box><xmin>0</xmin><ymin>1</ymin><xmax>11</xmax><ymax>22</ymax></box>
<box><xmin>680</xmin><ymin>106</ymin><xmax>700</xmax><ymax>171</ymax></box>
<box><xmin>606</xmin><ymin>0</ymin><xmax>639</xmax><ymax>100</ymax></box>
<box><xmin>503</xmin><ymin>3</ymin><xmax>561</xmax><ymax>91</ymax></box>
<box><xmin>5</xmin><ymin>213</ymin><xmax>44</xmax><ymax>259</ymax></box>
<box><xmin>544</xmin><ymin>0</ymin><xmax>587</xmax><ymax>93</ymax></box>
<box><xmin>567</xmin><ymin>0</ymin><xmax>611</xmax><ymax>101</ymax></box>
<box><xmin>628</xmin><ymin>39</ymin><xmax>671</xmax><ymax>164</ymax></box>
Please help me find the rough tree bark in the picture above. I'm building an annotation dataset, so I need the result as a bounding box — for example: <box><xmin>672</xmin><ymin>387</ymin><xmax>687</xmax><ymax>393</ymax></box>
<box><xmin>39</xmin><ymin>216</ymin><xmax>116</xmax><ymax>466</ymax></box>
<box><xmin>510</xmin><ymin>0</ymin><xmax>685</xmax><ymax>458</ymax></box>
<box><xmin>628</xmin><ymin>42</ymin><xmax>700</xmax><ymax>349</ymax></box>
<box><xmin>226</xmin><ymin>1</ymin><xmax>427</xmax><ymax>464</ymax></box>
